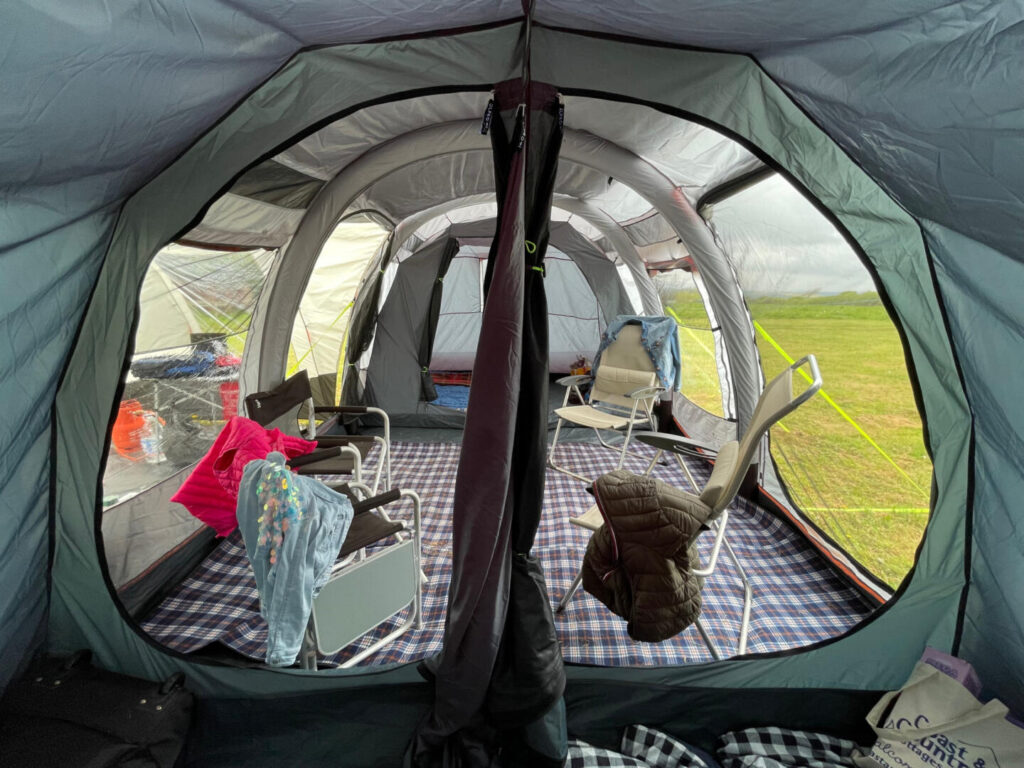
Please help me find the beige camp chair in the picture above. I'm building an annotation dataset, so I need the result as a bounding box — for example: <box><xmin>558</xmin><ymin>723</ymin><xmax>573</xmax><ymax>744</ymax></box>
<box><xmin>556</xmin><ymin>355</ymin><xmax>823</xmax><ymax>659</ymax></box>
<box><xmin>245</xmin><ymin>370</ymin><xmax>391</xmax><ymax>494</ymax></box>
<box><xmin>547</xmin><ymin>324</ymin><xmax>666</xmax><ymax>483</ymax></box>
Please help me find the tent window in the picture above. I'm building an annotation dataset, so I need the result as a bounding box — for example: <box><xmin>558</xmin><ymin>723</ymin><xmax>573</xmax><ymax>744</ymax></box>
<box><xmin>707</xmin><ymin>175</ymin><xmax>931</xmax><ymax>587</ymax></box>
<box><xmin>100</xmin><ymin>244</ymin><xmax>275</xmax><ymax>591</ymax></box>
<box><xmin>289</xmin><ymin>217</ymin><xmax>390</xmax><ymax>405</ymax></box>
<box><xmin>652</xmin><ymin>269</ymin><xmax>728</xmax><ymax>418</ymax></box>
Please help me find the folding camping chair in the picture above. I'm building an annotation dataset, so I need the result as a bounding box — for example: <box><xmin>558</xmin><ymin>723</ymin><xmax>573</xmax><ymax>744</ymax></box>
<box><xmin>556</xmin><ymin>355</ymin><xmax>823</xmax><ymax>659</ymax></box>
<box><xmin>297</xmin><ymin>482</ymin><xmax>423</xmax><ymax>670</ymax></box>
<box><xmin>547</xmin><ymin>324</ymin><xmax>666</xmax><ymax>484</ymax></box>
<box><xmin>244</xmin><ymin>370</ymin><xmax>391</xmax><ymax>494</ymax></box>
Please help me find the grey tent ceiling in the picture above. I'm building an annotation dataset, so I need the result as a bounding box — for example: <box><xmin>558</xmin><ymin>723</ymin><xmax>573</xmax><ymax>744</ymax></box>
<box><xmin>183</xmin><ymin>92</ymin><xmax>763</xmax><ymax>250</ymax></box>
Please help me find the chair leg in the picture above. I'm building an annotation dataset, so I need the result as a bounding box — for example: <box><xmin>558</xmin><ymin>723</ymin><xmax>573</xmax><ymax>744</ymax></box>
<box><xmin>674</xmin><ymin>453</ymin><xmax>700</xmax><ymax>494</ymax></box>
<box><xmin>693</xmin><ymin>617</ymin><xmax>722</xmax><ymax>661</ymax></box>
<box><xmin>299</xmin><ymin>623</ymin><xmax>318</xmax><ymax>670</ymax></box>
<box><xmin>556</xmin><ymin>567</ymin><xmax>585</xmax><ymax>613</ymax></box>
<box><xmin>369</xmin><ymin>436</ymin><xmax>387</xmax><ymax>494</ymax></box>
<box><xmin>616</xmin><ymin>418</ymin><xmax>635</xmax><ymax>469</ymax></box>
<box><xmin>547</xmin><ymin>417</ymin><xmax>595</xmax><ymax>483</ymax></box>
<box><xmin>546</xmin><ymin>417</ymin><xmax>564</xmax><ymax>467</ymax></box>
<box><xmin>721</xmin><ymin>535</ymin><xmax>752</xmax><ymax>655</ymax></box>
<box><xmin>642</xmin><ymin>449</ymin><xmax>663</xmax><ymax>476</ymax></box>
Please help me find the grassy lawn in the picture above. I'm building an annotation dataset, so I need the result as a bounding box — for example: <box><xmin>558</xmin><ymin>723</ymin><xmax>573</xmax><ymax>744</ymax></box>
<box><xmin>668</xmin><ymin>291</ymin><xmax>931</xmax><ymax>588</ymax></box>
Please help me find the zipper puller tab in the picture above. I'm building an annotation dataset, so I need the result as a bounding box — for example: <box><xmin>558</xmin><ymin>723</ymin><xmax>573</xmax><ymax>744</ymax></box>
<box><xmin>480</xmin><ymin>99</ymin><xmax>495</xmax><ymax>134</ymax></box>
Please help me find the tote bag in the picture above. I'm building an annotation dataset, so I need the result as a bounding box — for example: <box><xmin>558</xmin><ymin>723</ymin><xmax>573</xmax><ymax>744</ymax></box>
<box><xmin>854</xmin><ymin>661</ymin><xmax>1024</xmax><ymax>768</ymax></box>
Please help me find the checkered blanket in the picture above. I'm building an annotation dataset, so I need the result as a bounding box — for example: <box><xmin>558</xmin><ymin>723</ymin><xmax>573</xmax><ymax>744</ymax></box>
<box><xmin>568</xmin><ymin>725</ymin><xmax>858</xmax><ymax>767</ymax></box>
<box><xmin>142</xmin><ymin>440</ymin><xmax>873</xmax><ymax>666</ymax></box>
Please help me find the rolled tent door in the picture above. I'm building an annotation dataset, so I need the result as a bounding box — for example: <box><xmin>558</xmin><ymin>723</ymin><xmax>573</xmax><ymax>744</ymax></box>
<box><xmin>407</xmin><ymin>79</ymin><xmax>566</xmax><ymax>766</ymax></box>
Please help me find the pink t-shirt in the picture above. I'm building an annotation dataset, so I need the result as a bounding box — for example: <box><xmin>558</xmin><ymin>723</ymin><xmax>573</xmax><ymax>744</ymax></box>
<box><xmin>171</xmin><ymin>416</ymin><xmax>317</xmax><ymax>536</ymax></box>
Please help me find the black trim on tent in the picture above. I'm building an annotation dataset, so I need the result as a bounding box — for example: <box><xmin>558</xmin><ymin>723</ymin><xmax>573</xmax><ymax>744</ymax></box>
<box><xmin>182</xmin><ymin>682</ymin><xmax>882</xmax><ymax>765</ymax></box>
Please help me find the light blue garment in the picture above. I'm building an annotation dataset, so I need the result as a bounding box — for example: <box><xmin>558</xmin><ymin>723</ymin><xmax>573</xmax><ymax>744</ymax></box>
<box><xmin>595</xmin><ymin>315</ymin><xmax>681</xmax><ymax>391</ymax></box>
<box><xmin>237</xmin><ymin>452</ymin><xmax>353</xmax><ymax>666</ymax></box>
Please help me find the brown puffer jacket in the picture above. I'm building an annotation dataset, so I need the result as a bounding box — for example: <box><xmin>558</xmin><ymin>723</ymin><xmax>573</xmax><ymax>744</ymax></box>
<box><xmin>581</xmin><ymin>469</ymin><xmax>713</xmax><ymax>642</ymax></box>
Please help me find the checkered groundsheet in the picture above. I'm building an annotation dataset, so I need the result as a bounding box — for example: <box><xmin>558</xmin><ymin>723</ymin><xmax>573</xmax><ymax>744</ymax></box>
<box><xmin>567</xmin><ymin>725</ymin><xmax>858</xmax><ymax>767</ymax></box>
<box><xmin>142</xmin><ymin>439</ymin><xmax>874</xmax><ymax>667</ymax></box>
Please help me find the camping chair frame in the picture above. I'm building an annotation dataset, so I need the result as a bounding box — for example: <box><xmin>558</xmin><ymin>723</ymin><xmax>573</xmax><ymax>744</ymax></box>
<box><xmin>301</xmin><ymin>402</ymin><xmax>392</xmax><ymax>494</ymax></box>
<box><xmin>298</xmin><ymin>483</ymin><xmax>423</xmax><ymax>670</ymax></box>
<box><xmin>556</xmin><ymin>355</ymin><xmax>823</xmax><ymax>659</ymax></box>
<box><xmin>245</xmin><ymin>371</ymin><xmax>392</xmax><ymax>494</ymax></box>
<box><xmin>547</xmin><ymin>374</ymin><xmax>665</xmax><ymax>484</ymax></box>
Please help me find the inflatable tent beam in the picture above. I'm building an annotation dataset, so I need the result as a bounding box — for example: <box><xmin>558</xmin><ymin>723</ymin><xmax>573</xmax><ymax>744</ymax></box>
<box><xmin>388</xmin><ymin>193</ymin><xmax>662</xmax><ymax>315</ymax></box>
<box><xmin>243</xmin><ymin>120</ymin><xmax>762</xmax><ymax>428</ymax></box>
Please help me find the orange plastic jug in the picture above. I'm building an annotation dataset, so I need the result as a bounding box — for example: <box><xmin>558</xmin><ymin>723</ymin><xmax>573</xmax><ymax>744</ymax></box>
<box><xmin>111</xmin><ymin>399</ymin><xmax>146</xmax><ymax>460</ymax></box>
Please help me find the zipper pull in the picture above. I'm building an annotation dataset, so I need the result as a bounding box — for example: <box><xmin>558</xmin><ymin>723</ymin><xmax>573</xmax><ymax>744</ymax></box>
<box><xmin>480</xmin><ymin>99</ymin><xmax>494</xmax><ymax>135</ymax></box>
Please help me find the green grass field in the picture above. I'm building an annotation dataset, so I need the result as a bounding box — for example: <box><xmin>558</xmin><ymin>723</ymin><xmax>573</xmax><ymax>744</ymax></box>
<box><xmin>668</xmin><ymin>291</ymin><xmax>931</xmax><ymax>588</ymax></box>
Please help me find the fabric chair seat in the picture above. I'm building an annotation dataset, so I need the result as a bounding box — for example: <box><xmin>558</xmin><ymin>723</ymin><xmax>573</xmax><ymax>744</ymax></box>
<box><xmin>554</xmin><ymin>405</ymin><xmax>647</xmax><ymax>430</ymax></box>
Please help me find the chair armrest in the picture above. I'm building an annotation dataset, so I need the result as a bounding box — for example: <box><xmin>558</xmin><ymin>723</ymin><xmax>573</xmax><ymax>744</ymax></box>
<box><xmin>311</xmin><ymin>434</ymin><xmax>360</xmax><ymax>446</ymax></box>
<box><xmin>314</xmin><ymin>405</ymin><xmax>368</xmax><ymax>414</ymax></box>
<box><xmin>288</xmin><ymin>446</ymin><xmax>343</xmax><ymax>468</ymax></box>
<box><xmin>555</xmin><ymin>374</ymin><xmax>592</xmax><ymax>388</ymax></box>
<box><xmin>626</xmin><ymin>385</ymin><xmax>666</xmax><ymax>400</ymax></box>
<box><xmin>633</xmin><ymin>431</ymin><xmax>718</xmax><ymax>458</ymax></box>
<box><xmin>351</xmin><ymin>488</ymin><xmax>402</xmax><ymax>515</ymax></box>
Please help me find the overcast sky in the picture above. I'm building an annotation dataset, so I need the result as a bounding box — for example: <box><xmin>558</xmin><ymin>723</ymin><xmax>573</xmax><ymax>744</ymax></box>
<box><xmin>709</xmin><ymin>174</ymin><xmax>876</xmax><ymax>297</ymax></box>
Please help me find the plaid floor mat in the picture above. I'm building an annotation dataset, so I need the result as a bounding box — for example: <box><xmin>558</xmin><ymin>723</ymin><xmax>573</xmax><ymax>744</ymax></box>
<box><xmin>142</xmin><ymin>440</ymin><xmax>874</xmax><ymax>666</ymax></box>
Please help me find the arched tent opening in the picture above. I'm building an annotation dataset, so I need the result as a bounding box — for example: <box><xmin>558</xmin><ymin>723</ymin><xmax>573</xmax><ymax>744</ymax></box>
<box><xmin>90</xmin><ymin>66</ymin><xmax>933</xmax><ymax>671</ymax></box>
<box><xmin>7</xmin><ymin>8</ymin><xmax>1014</xmax><ymax>766</ymax></box>
<box><xmin>353</xmin><ymin>217</ymin><xmax>638</xmax><ymax>426</ymax></box>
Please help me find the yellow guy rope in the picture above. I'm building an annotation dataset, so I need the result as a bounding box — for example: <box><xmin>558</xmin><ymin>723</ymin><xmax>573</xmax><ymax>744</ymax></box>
<box><xmin>287</xmin><ymin>300</ymin><xmax>355</xmax><ymax>376</ymax></box>
<box><xmin>753</xmin><ymin>319</ymin><xmax>930</xmax><ymax>500</ymax></box>
<box><xmin>664</xmin><ymin>306</ymin><xmax>723</xmax><ymax>392</ymax></box>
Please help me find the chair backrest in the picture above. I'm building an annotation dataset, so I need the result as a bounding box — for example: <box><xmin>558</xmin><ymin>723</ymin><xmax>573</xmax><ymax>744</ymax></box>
<box><xmin>590</xmin><ymin>324</ymin><xmax>658</xmax><ymax>410</ymax></box>
<box><xmin>700</xmin><ymin>355</ymin><xmax>822</xmax><ymax>514</ymax></box>
<box><xmin>244</xmin><ymin>370</ymin><xmax>316</xmax><ymax>440</ymax></box>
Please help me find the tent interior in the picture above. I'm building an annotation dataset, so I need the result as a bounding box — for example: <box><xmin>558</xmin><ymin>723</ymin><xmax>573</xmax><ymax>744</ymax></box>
<box><xmin>6</xmin><ymin>6</ymin><xmax>1021</xmax><ymax>765</ymax></box>
<box><xmin>98</xmin><ymin>90</ymin><xmax>930</xmax><ymax>674</ymax></box>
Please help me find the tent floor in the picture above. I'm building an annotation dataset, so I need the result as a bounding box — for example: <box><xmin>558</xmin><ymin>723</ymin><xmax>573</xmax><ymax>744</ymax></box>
<box><xmin>141</xmin><ymin>436</ymin><xmax>875</xmax><ymax>667</ymax></box>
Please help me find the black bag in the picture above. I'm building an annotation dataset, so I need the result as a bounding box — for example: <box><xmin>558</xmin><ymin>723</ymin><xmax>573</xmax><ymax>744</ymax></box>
<box><xmin>0</xmin><ymin>650</ymin><xmax>194</xmax><ymax>768</ymax></box>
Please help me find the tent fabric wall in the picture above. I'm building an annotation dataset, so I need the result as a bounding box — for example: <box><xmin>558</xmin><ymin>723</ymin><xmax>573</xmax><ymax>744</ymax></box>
<box><xmin>363</xmin><ymin>236</ymin><xmax>457</xmax><ymax>415</ymax></box>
